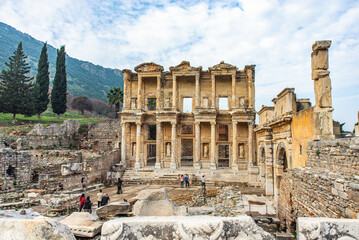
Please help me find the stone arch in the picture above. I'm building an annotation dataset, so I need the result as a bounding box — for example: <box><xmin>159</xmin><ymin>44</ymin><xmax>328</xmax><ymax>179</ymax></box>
<box><xmin>6</xmin><ymin>165</ymin><xmax>16</xmax><ymax>178</ymax></box>
<box><xmin>276</xmin><ymin>142</ymin><xmax>288</xmax><ymax>172</ymax></box>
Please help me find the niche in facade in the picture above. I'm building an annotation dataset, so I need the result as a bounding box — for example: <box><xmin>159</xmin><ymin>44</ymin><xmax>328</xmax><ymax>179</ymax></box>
<box><xmin>181</xmin><ymin>124</ymin><xmax>193</xmax><ymax>134</ymax></box>
<box><xmin>219</xmin><ymin>124</ymin><xmax>228</xmax><ymax>141</ymax></box>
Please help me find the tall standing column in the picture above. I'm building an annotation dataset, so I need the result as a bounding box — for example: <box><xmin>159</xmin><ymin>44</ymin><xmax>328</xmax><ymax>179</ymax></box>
<box><xmin>155</xmin><ymin>122</ymin><xmax>162</xmax><ymax>169</ymax></box>
<box><xmin>194</xmin><ymin>122</ymin><xmax>201</xmax><ymax>169</ymax></box>
<box><xmin>170</xmin><ymin>122</ymin><xmax>177</xmax><ymax>169</ymax></box>
<box><xmin>135</xmin><ymin>122</ymin><xmax>141</xmax><ymax>169</ymax></box>
<box><xmin>248</xmin><ymin>121</ymin><xmax>253</xmax><ymax>167</ymax></box>
<box><xmin>232</xmin><ymin>74</ymin><xmax>236</xmax><ymax>108</ymax></box>
<box><xmin>121</xmin><ymin>122</ymin><xmax>127</xmax><ymax>167</ymax></box>
<box><xmin>156</xmin><ymin>75</ymin><xmax>161</xmax><ymax>110</ymax></box>
<box><xmin>210</xmin><ymin>122</ymin><xmax>216</xmax><ymax>171</ymax></box>
<box><xmin>122</xmin><ymin>72</ymin><xmax>128</xmax><ymax>109</ymax></box>
<box><xmin>172</xmin><ymin>75</ymin><xmax>177</xmax><ymax>110</ymax></box>
<box><xmin>232</xmin><ymin>121</ymin><xmax>238</xmax><ymax>170</ymax></box>
<box><xmin>211</xmin><ymin>74</ymin><xmax>216</xmax><ymax>109</ymax></box>
<box><xmin>137</xmin><ymin>75</ymin><xmax>142</xmax><ymax>110</ymax></box>
<box><xmin>195</xmin><ymin>73</ymin><xmax>200</xmax><ymax>108</ymax></box>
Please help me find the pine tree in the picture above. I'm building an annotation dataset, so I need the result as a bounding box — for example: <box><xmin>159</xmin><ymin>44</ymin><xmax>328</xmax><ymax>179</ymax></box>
<box><xmin>107</xmin><ymin>87</ymin><xmax>123</xmax><ymax>119</ymax></box>
<box><xmin>34</xmin><ymin>42</ymin><xmax>50</xmax><ymax>119</ymax></box>
<box><xmin>0</xmin><ymin>42</ymin><xmax>35</xmax><ymax>119</ymax></box>
<box><xmin>51</xmin><ymin>46</ymin><xmax>67</xmax><ymax>117</ymax></box>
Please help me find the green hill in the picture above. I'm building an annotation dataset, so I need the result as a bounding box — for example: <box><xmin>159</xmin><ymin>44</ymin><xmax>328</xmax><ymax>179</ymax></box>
<box><xmin>0</xmin><ymin>22</ymin><xmax>123</xmax><ymax>101</ymax></box>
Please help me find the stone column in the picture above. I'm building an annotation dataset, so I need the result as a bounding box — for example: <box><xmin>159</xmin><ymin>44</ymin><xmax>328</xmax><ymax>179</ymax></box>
<box><xmin>246</xmin><ymin>65</ymin><xmax>255</xmax><ymax>108</ymax></box>
<box><xmin>194</xmin><ymin>122</ymin><xmax>201</xmax><ymax>169</ymax></box>
<box><xmin>121</xmin><ymin>122</ymin><xmax>127</xmax><ymax>166</ymax></box>
<box><xmin>232</xmin><ymin>74</ymin><xmax>236</xmax><ymax>109</ymax></box>
<box><xmin>210</xmin><ymin>122</ymin><xmax>216</xmax><ymax>171</ymax></box>
<box><xmin>155</xmin><ymin>122</ymin><xmax>162</xmax><ymax>169</ymax></box>
<box><xmin>137</xmin><ymin>75</ymin><xmax>142</xmax><ymax>110</ymax></box>
<box><xmin>195</xmin><ymin>73</ymin><xmax>200</xmax><ymax>108</ymax></box>
<box><xmin>248</xmin><ymin>121</ymin><xmax>253</xmax><ymax>166</ymax></box>
<box><xmin>122</xmin><ymin>71</ymin><xmax>129</xmax><ymax>109</ymax></box>
<box><xmin>172</xmin><ymin>75</ymin><xmax>177</xmax><ymax>110</ymax></box>
<box><xmin>211</xmin><ymin>74</ymin><xmax>216</xmax><ymax>109</ymax></box>
<box><xmin>170</xmin><ymin>122</ymin><xmax>177</xmax><ymax>169</ymax></box>
<box><xmin>232</xmin><ymin>121</ymin><xmax>238</xmax><ymax>170</ymax></box>
<box><xmin>156</xmin><ymin>75</ymin><xmax>161</xmax><ymax>110</ymax></box>
<box><xmin>135</xmin><ymin>122</ymin><xmax>141</xmax><ymax>169</ymax></box>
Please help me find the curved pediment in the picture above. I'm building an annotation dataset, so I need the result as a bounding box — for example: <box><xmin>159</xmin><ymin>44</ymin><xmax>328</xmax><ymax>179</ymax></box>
<box><xmin>169</xmin><ymin>61</ymin><xmax>201</xmax><ymax>72</ymax></box>
<box><xmin>134</xmin><ymin>62</ymin><xmax>164</xmax><ymax>72</ymax></box>
<box><xmin>209</xmin><ymin>61</ymin><xmax>237</xmax><ymax>71</ymax></box>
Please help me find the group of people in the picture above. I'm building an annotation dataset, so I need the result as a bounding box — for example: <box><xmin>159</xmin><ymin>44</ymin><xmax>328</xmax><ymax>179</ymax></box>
<box><xmin>179</xmin><ymin>174</ymin><xmax>190</xmax><ymax>188</ymax></box>
<box><xmin>179</xmin><ymin>174</ymin><xmax>206</xmax><ymax>189</ymax></box>
<box><xmin>79</xmin><ymin>190</ymin><xmax>110</xmax><ymax>214</ymax></box>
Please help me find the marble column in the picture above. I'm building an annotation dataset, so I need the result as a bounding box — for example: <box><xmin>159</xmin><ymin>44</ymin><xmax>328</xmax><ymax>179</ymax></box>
<box><xmin>211</xmin><ymin>74</ymin><xmax>216</xmax><ymax>109</ymax></box>
<box><xmin>137</xmin><ymin>75</ymin><xmax>142</xmax><ymax>110</ymax></box>
<box><xmin>194</xmin><ymin>122</ymin><xmax>200</xmax><ymax>169</ymax></box>
<box><xmin>122</xmin><ymin>73</ymin><xmax>128</xmax><ymax>109</ymax></box>
<box><xmin>155</xmin><ymin>122</ymin><xmax>162</xmax><ymax>169</ymax></box>
<box><xmin>170</xmin><ymin>122</ymin><xmax>177</xmax><ymax>169</ymax></box>
<box><xmin>121</xmin><ymin>122</ymin><xmax>126</xmax><ymax>166</ymax></box>
<box><xmin>135</xmin><ymin>122</ymin><xmax>141</xmax><ymax>169</ymax></box>
<box><xmin>248</xmin><ymin>121</ymin><xmax>253</xmax><ymax>166</ymax></box>
<box><xmin>210</xmin><ymin>122</ymin><xmax>216</xmax><ymax>171</ymax></box>
<box><xmin>156</xmin><ymin>75</ymin><xmax>161</xmax><ymax>110</ymax></box>
<box><xmin>195</xmin><ymin>73</ymin><xmax>200</xmax><ymax>108</ymax></box>
<box><xmin>172</xmin><ymin>75</ymin><xmax>177</xmax><ymax>110</ymax></box>
<box><xmin>232</xmin><ymin>74</ymin><xmax>236</xmax><ymax>108</ymax></box>
<box><xmin>232</xmin><ymin>121</ymin><xmax>238</xmax><ymax>170</ymax></box>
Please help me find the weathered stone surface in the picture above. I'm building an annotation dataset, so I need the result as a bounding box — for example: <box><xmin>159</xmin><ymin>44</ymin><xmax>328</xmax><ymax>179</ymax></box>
<box><xmin>101</xmin><ymin>216</ymin><xmax>273</xmax><ymax>240</ymax></box>
<box><xmin>0</xmin><ymin>217</ymin><xmax>75</xmax><ymax>240</ymax></box>
<box><xmin>60</xmin><ymin>212</ymin><xmax>102</xmax><ymax>238</ymax></box>
<box><xmin>96</xmin><ymin>201</ymin><xmax>131</xmax><ymax>218</ymax></box>
<box><xmin>27</xmin><ymin>120</ymin><xmax>80</xmax><ymax>137</ymax></box>
<box><xmin>297</xmin><ymin>217</ymin><xmax>359</xmax><ymax>240</ymax></box>
<box><xmin>133</xmin><ymin>188</ymin><xmax>186</xmax><ymax>216</ymax></box>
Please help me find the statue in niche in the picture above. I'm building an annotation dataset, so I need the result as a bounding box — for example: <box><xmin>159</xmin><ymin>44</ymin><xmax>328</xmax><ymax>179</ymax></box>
<box><xmin>132</xmin><ymin>143</ymin><xmax>136</xmax><ymax>156</ymax></box>
<box><xmin>203</xmin><ymin>144</ymin><xmax>209</xmax><ymax>157</ymax></box>
<box><xmin>131</xmin><ymin>98</ymin><xmax>137</xmax><ymax>109</ymax></box>
<box><xmin>166</xmin><ymin>143</ymin><xmax>171</xmax><ymax>156</ymax></box>
<box><xmin>165</xmin><ymin>97</ymin><xmax>171</xmax><ymax>108</ymax></box>
<box><xmin>239</xmin><ymin>144</ymin><xmax>245</xmax><ymax>158</ymax></box>
<box><xmin>239</xmin><ymin>97</ymin><xmax>244</xmax><ymax>108</ymax></box>
<box><xmin>202</xmin><ymin>97</ymin><xmax>209</xmax><ymax>108</ymax></box>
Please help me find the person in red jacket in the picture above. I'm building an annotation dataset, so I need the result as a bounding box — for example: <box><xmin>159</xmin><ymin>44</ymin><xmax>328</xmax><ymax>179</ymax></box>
<box><xmin>79</xmin><ymin>193</ymin><xmax>85</xmax><ymax>212</ymax></box>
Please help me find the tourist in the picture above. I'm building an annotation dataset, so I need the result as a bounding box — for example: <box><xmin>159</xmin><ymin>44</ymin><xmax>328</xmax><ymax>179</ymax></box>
<box><xmin>180</xmin><ymin>175</ymin><xmax>184</xmax><ymax>188</ymax></box>
<box><xmin>201</xmin><ymin>175</ymin><xmax>206</xmax><ymax>190</ymax></box>
<box><xmin>83</xmin><ymin>196</ymin><xmax>93</xmax><ymax>214</ymax></box>
<box><xmin>97</xmin><ymin>189</ymin><xmax>103</xmax><ymax>208</ymax></box>
<box><xmin>184</xmin><ymin>174</ymin><xmax>190</xmax><ymax>188</ymax></box>
<box><xmin>117</xmin><ymin>178</ymin><xmax>123</xmax><ymax>194</ymax></box>
<box><xmin>101</xmin><ymin>193</ymin><xmax>110</xmax><ymax>206</ymax></box>
<box><xmin>79</xmin><ymin>193</ymin><xmax>85</xmax><ymax>212</ymax></box>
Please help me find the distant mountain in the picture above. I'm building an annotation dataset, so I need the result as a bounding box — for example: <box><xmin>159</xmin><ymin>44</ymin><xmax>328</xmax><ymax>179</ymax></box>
<box><xmin>0</xmin><ymin>22</ymin><xmax>123</xmax><ymax>101</ymax></box>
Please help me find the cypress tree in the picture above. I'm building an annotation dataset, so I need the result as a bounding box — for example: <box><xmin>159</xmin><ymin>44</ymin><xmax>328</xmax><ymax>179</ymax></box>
<box><xmin>34</xmin><ymin>42</ymin><xmax>50</xmax><ymax>119</ymax></box>
<box><xmin>51</xmin><ymin>46</ymin><xmax>67</xmax><ymax>117</ymax></box>
<box><xmin>0</xmin><ymin>42</ymin><xmax>35</xmax><ymax>119</ymax></box>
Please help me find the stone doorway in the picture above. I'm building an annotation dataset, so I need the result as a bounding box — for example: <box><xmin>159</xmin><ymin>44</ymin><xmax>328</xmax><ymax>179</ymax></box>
<box><xmin>277</xmin><ymin>146</ymin><xmax>288</xmax><ymax>171</ymax></box>
<box><xmin>218</xmin><ymin>145</ymin><xmax>229</xmax><ymax>168</ymax></box>
<box><xmin>181</xmin><ymin>139</ymin><xmax>193</xmax><ymax>167</ymax></box>
<box><xmin>146</xmin><ymin>144</ymin><xmax>156</xmax><ymax>166</ymax></box>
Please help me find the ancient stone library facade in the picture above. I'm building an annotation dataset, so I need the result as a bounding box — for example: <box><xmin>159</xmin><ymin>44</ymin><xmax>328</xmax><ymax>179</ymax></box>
<box><xmin>120</xmin><ymin>61</ymin><xmax>257</xmax><ymax>175</ymax></box>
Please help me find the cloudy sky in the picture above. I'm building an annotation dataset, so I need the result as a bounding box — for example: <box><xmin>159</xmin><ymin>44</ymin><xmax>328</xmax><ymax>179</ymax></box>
<box><xmin>0</xmin><ymin>0</ymin><xmax>358</xmax><ymax>130</ymax></box>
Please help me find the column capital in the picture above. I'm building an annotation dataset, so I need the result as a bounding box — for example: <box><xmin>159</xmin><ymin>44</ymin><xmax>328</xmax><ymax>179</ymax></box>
<box><xmin>136</xmin><ymin>122</ymin><xmax>142</xmax><ymax>126</ymax></box>
<box><xmin>232</xmin><ymin>121</ymin><xmax>238</xmax><ymax>126</ymax></box>
<box><xmin>171</xmin><ymin>121</ymin><xmax>177</xmax><ymax>126</ymax></box>
<box><xmin>194</xmin><ymin>121</ymin><xmax>201</xmax><ymax>126</ymax></box>
<box><xmin>210</xmin><ymin>121</ymin><xmax>216</xmax><ymax>126</ymax></box>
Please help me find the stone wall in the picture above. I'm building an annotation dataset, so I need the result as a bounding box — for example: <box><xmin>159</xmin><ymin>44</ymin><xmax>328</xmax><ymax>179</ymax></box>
<box><xmin>83</xmin><ymin>120</ymin><xmax>121</xmax><ymax>151</ymax></box>
<box><xmin>278</xmin><ymin>137</ymin><xmax>359</xmax><ymax>232</ymax></box>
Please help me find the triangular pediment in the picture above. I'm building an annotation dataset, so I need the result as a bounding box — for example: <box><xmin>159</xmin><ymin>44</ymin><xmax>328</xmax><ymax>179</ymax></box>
<box><xmin>169</xmin><ymin>61</ymin><xmax>201</xmax><ymax>72</ymax></box>
<box><xmin>134</xmin><ymin>62</ymin><xmax>164</xmax><ymax>72</ymax></box>
<box><xmin>210</xmin><ymin>61</ymin><xmax>237</xmax><ymax>71</ymax></box>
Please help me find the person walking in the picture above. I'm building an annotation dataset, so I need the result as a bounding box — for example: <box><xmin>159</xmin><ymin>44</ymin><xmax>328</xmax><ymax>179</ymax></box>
<box><xmin>184</xmin><ymin>174</ymin><xmax>190</xmax><ymax>188</ymax></box>
<box><xmin>201</xmin><ymin>175</ymin><xmax>206</xmax><ymax>190</ymax></box>
<box><xmin>83</xmin><ymin>196</ymin><xmax>93</xmax><ymax>214</ymax></box>
<box><xmin>180</xmin><ymin>175</ymin><xmax>184</xmax><ymax>188</ymax></box>
<box><xmin>97</xmin><ymin>189</ymin><xmax>103</xmax><ymax>208</ymax></box>
<box><xmin>79</xmin><ymin>193</ymin><xmax>85</xmax><ymax>212</ymax></box>
<box><xmin>117</xmin><ymin>178</ymin><xmax>123</xmax><ymax>194</ymax></box>
<box><xmin>101</xmin><ymin>193</ymin><xmax>110</xmax><ymax>206</ymax></box>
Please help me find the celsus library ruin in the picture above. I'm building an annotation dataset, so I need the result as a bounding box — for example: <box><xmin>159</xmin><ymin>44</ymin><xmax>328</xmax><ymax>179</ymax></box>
<box><xmin>0</xmin><ymin>40</ymin><xmax>358</xmax><ymax>239</ymax></box>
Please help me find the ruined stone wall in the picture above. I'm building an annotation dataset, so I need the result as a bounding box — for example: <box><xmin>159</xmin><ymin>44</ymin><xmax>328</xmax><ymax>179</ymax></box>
<box><xmin>84</xmin><ymin>120</ymin><xmax>121</xmax><ymax>151</ymax></box>
<box><xmin>278</xmin><ymin>137</ymin><xmax>359</xmax><ymax>232</ymax></box>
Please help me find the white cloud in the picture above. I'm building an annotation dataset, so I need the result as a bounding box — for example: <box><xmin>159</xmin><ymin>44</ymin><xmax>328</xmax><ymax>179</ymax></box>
<box><xmin>0</xmin><ymin>0</ymin><xmax>358</xmax><ymax>130</ymax></box>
